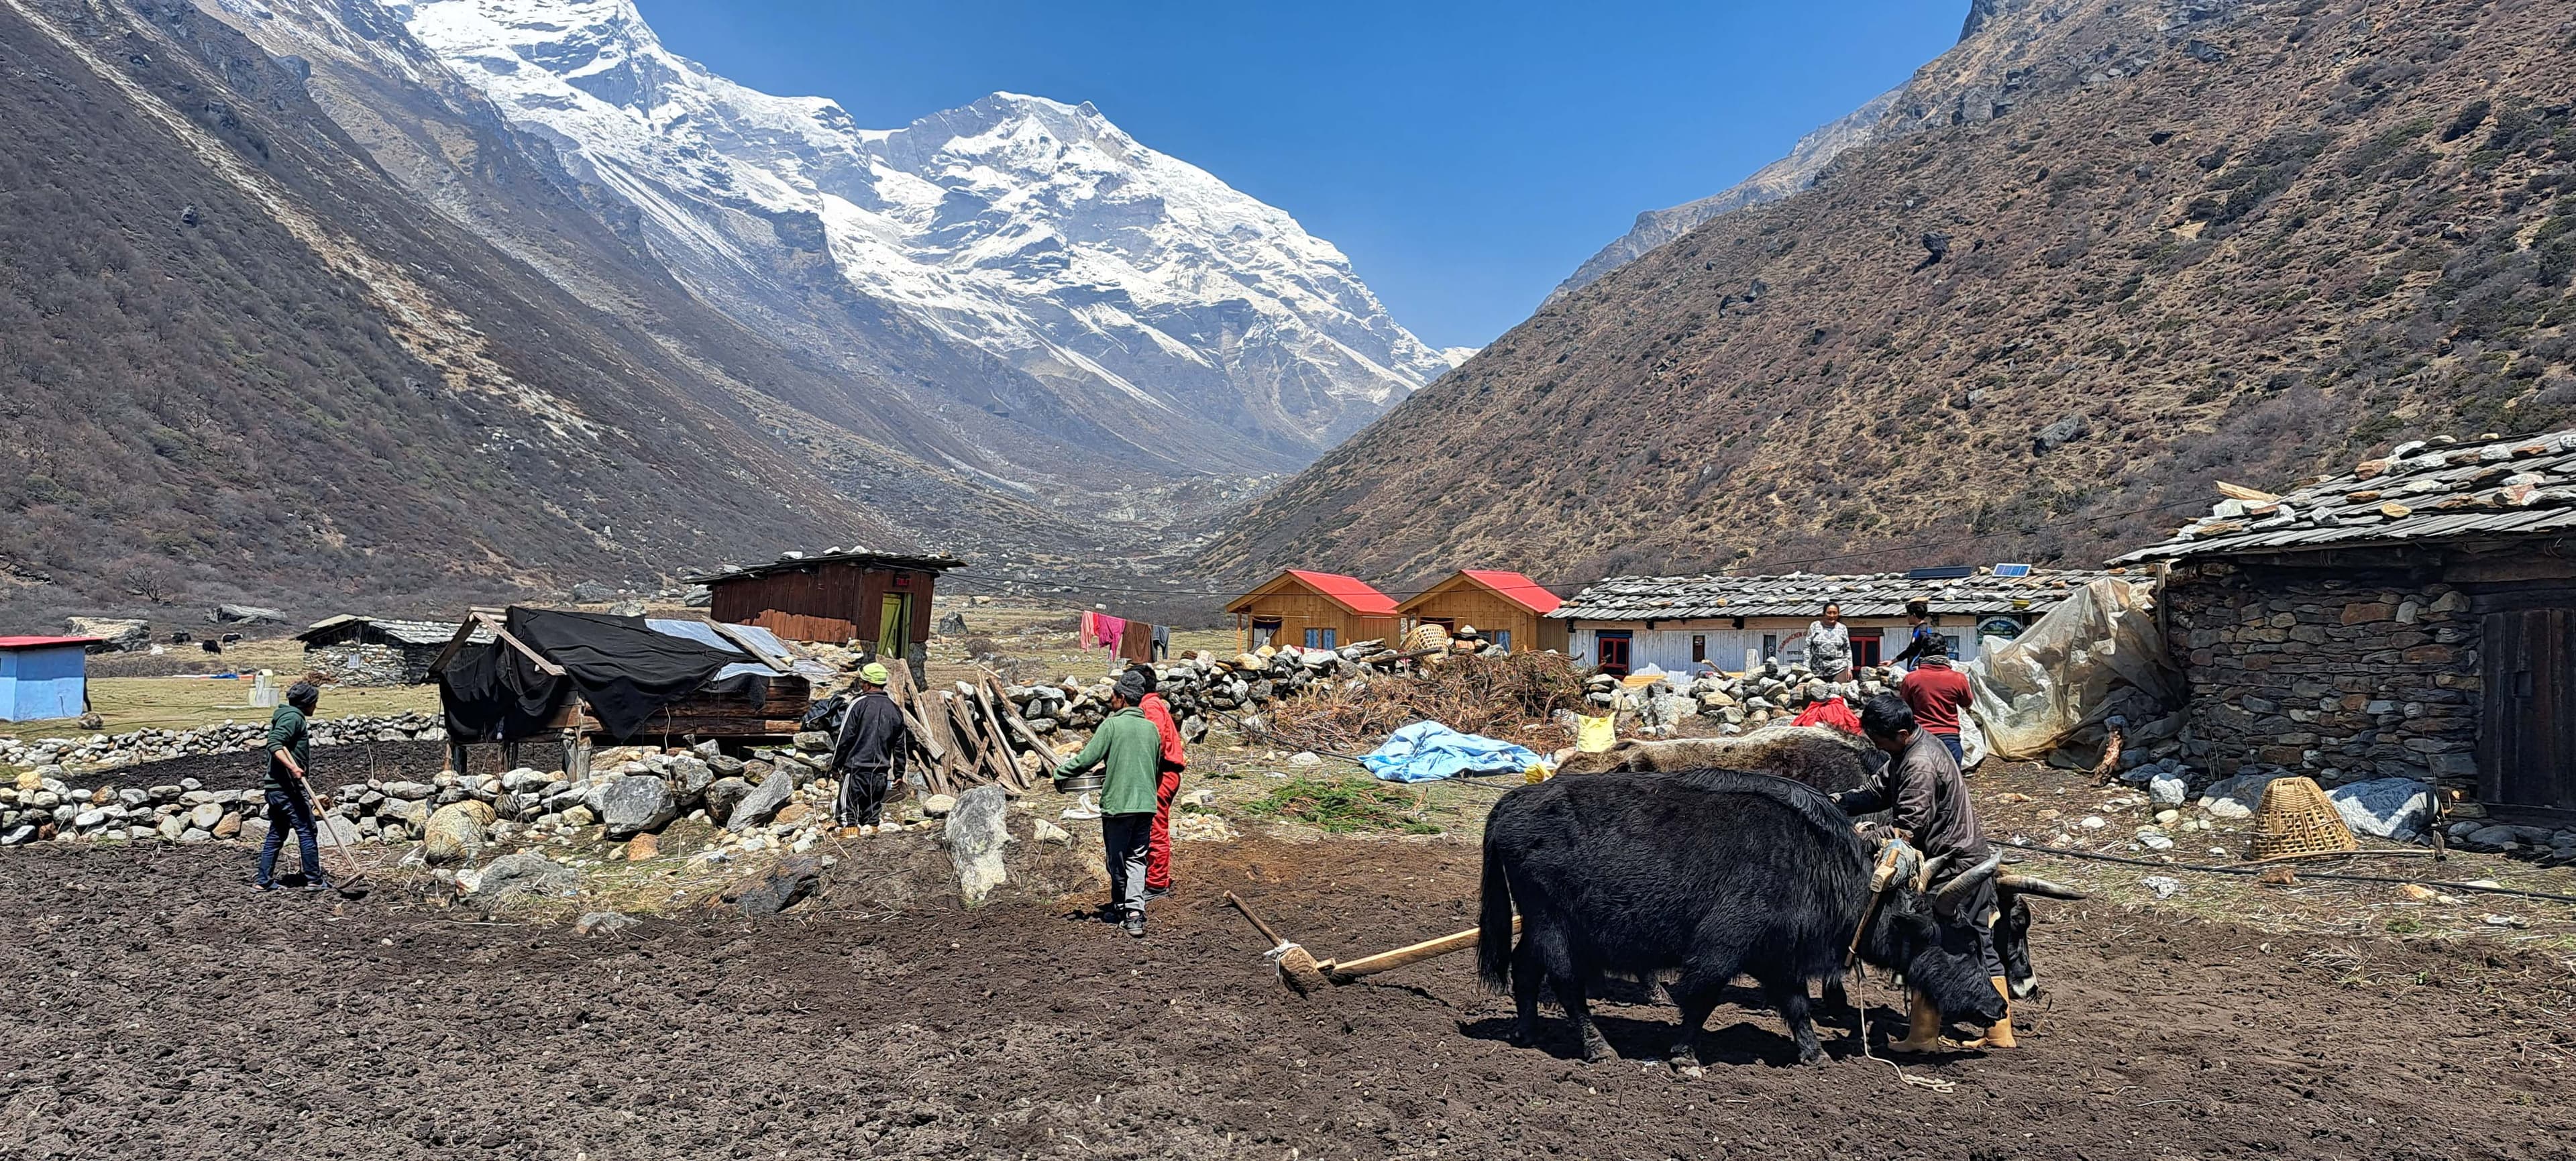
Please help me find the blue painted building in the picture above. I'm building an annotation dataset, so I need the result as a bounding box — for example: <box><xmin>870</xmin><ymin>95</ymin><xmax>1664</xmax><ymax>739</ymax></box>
<box><xmin>0</xmin><ymin>636</ymin><xmax>98</xmax><ymax>722</ymax></box>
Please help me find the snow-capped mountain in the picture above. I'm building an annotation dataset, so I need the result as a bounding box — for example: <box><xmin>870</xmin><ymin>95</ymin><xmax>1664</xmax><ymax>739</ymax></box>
<box><xmin>230</xmin><ymin>0</ymin><xmax>1458</xmax><ymax>476</ymax></box>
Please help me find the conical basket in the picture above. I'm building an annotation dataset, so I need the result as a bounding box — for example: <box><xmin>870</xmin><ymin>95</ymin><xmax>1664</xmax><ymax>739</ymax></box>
<box><xmin>2249</xmin><ymin>776</ymin><xmax>2357</xmax><ymax>859</ymax></box>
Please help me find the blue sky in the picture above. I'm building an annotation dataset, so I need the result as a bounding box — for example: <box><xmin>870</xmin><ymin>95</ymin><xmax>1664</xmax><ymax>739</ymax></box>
<box><xmin>633</xmin><ymin>1</ymin><xmax>1964</xmax><ymax>350</ymax></box>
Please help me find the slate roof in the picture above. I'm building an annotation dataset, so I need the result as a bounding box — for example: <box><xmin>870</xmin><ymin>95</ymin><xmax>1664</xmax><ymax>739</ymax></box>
<box><xmin>298</xmin><ymin>615</ymin><xmax>493</xmax><ymax>648</ymax></box>
<box><xmin>2112</xmin><ymin>429</ymin><xmax>2576</xmax><ymax>563</ymax></box>
<box><xmin>688</xmin><ymin>548</ymin><xmax>965</xmax><ymax>584</ymax></box>
<box><xmin>1548</xmin><ymin>568</ymin><xmax>2131</xmax><ymax>621</ymax></box>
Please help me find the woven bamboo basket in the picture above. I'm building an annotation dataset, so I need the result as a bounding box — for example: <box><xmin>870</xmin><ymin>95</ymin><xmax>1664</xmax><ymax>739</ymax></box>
<box><xmin>2249</xmin><ymin>777</ymin><xmax>2357</xmax><ymax>859</ymax></box>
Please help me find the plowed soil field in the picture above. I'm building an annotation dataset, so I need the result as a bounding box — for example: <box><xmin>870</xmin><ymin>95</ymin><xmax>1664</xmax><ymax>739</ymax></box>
<box><xmin>2</xmin><ymin>826</ymin><xmax>2571</xmax><ymax>1160</ymax></box>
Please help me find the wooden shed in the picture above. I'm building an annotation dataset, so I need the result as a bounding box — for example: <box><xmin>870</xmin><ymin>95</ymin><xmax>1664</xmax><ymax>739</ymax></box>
<box><xmin>689</xmin><ymin>550</ymin><xmax>964</xmax><ymax>661</ymax></box>
<box><xmin>1397</xmin><ymin>571</ymin><xmax>1568</xmax><ymax>654</ymax></box>
<box><xmin>1226</xmin><ymin>569</ymin><xmax>1399</xmax><ymax>653</ymax></box>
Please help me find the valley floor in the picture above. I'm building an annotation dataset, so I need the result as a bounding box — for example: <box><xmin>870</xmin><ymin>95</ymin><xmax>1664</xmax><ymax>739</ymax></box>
<box><xmin>3</xmin><ymin>822</ymin><xmax>2571</xmax><ymax>1159</ymax></box>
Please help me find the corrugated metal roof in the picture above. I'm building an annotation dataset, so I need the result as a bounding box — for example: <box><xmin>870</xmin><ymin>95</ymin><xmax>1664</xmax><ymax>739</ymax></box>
<box><xmin>1283</xmin><ymin>569</ymin><xmax>1400</xmax><ymax>616</ymax></box>
<box><xmin>1548</xmin><ymin>568</ymin><xmax>2134</xmax><ymax>622</ymax></box>
<box><xmin>1458</xmin><ymin>570</ymin><xmax>1563</xmax><ymax>615</ymax></box>
<box><xmin>2115</xmin><ymin>429</ymin><xmax>2576</xmax><ymax>563</ymax></box>
<box><xmin>0</xmin><ymin>636</ymin><xmax>100</xmax><ymax>650</ymax></box>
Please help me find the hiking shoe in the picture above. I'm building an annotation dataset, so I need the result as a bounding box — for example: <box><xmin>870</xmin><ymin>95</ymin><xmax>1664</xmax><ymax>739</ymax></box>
<box><xmin>302</xmin><ymin>880</ymin><xmax>334</xmax><ymax>893</ymax></box>
<box><xmin>248</xmin><ymin>878</ymin><xmax>278</xmax><ymax>892</ymax></box>
<box><xmin>1143</xmin><ymin>884</ymin><xmax>1172</xmax><ymax>902</ymax></box>
<box><xmin>1121</xmin><ymin>911</ymin><xmax>1146</xmax><ymax>939</ymax></box>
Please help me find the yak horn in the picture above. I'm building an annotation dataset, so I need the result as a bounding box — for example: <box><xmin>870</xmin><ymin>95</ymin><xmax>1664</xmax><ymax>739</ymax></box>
<box><xmin>1933</xmin><ymin>851</ymin><xmax>2002</xmax><ymax>903</ymax></box>
<box><xmin>1996</xmin><ymin>873</ymin><xmax>2088</xmax><ymax>901</ymax></box>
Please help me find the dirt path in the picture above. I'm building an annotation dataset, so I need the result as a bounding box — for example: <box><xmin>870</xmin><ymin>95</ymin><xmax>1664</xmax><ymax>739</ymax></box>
<box><xmin>1</xmin><ymin>831</ymin><xmax>2570</xmax><ymax>1160</ymax></box>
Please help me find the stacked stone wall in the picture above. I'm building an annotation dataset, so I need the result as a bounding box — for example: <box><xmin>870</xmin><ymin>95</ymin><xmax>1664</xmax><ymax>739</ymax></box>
<box><xmin>2165</xmin><ymin>561</ymin><xmax>2480</xmax><ymax>791</ymax></box>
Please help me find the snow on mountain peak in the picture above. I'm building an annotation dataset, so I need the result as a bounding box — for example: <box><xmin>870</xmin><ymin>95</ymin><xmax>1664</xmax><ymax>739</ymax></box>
<box><xmin>381</xmin><ymin>0</ymin><xmax>1455</xmax><ymax>451</ymax></box>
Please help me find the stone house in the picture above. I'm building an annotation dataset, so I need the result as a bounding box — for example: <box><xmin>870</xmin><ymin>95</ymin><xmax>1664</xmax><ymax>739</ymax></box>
<box><xmin>1545</xmin><ymin>567</ymin><xmax>2127</xmax><ymax>677</ymax></box>
<box><xmin>298</xmin><ymin>616</ymin><xmax>490</xmax><ymax>686</ymax></box>
<box><xmin>2113</xmin><ymin>429</ymin><xmax>2576</xmax><ymax>824</ymax></box>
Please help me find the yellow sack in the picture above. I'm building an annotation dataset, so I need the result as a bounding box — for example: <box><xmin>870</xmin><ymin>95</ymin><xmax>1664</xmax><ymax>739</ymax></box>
<box><xmin>1576</xmin><ymin>714</ymin><xmax>1617</xmax><ymax>753</ymax></box>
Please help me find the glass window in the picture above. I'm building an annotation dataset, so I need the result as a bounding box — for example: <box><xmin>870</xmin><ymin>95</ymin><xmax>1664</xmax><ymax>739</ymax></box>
<box><xmin>1493</xmin><ymin>629</ymin><xmax>1511</xmax><ymax>651</ymax></box>
<box><xmin>1762</xmin><ymin>633</ymin><xmax>1779</xmax><ymax>659</ymax></box>
<box><xmin>1690</xmin><ymin>634</ymin><xmax>1706</xmax><ymax>663</ymax></box>
<box><xmin>1305</xmin><ymin>628</ymin><xmax>1336</xmax><ymax>649</ymax></box>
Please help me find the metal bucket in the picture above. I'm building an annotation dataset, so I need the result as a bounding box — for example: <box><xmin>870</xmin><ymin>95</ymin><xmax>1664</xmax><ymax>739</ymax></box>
<box><xmin>1055</xmin><ymin>771</ymin><xmax>1105</xmax><ymax>795</ymax></box>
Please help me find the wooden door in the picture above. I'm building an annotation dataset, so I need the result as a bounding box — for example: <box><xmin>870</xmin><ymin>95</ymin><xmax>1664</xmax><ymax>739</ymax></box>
<box><xmin>2479</xmin><ymin>609</ymin><xmax>2576</xmax><ymax>812</ymax></box>
<box><xmin>877</xmin><ymin>594</ymin><xmax>910</xmax><ymax>655</ymax></box>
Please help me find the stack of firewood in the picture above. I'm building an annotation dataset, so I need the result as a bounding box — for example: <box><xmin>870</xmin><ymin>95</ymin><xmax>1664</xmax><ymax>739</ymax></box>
<box><xmin>882</xmin><ymin>666</ymin><xmax>1060</xmax><ymax>797</ymax></box>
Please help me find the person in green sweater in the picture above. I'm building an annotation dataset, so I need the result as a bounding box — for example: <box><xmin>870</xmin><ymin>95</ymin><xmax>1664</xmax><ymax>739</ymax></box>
<box><xmin>1055</xmin><ymin>670</ymin><xmax>1165</xmax><ymax>938</ymax></box>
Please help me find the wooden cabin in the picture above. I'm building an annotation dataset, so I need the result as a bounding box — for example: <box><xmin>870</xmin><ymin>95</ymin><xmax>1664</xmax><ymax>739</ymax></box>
<box><xmin>690</xmin><ymin>549</ymin><xmax>963</xmax><ymax>661</ymax></box>
<box><xmin>1225</xmin><ymin>569</ymin><xmax>1399</xmax><ymax>653</ymax></box>
<box><xmin>1396</xmin><ymin>570</ymin><xmax>1568</xmax><ymax>654</ymax></box>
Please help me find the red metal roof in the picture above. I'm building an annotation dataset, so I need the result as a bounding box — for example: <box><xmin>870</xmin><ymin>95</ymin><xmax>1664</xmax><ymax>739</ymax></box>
<box><xmin>0</xmin><ymin>635</ymin><xmax>102</xmax><ymax>649</ymax></box>
<box><xmin>1461</xmin><ymin>570</ymin><xmax>1563</xmax><ymax>614</ymax></box>
<box><xmin>1282</xmin><ymin>569</ymin><xmax>1399</xmax><ymax>616</ymax></box>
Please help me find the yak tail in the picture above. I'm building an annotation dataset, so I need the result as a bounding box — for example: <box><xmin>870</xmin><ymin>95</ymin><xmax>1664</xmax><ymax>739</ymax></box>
<box><xmin>1477</xmin><ymin>831</ymin><xmax>1515</xmax><ymax>993</ymax></box>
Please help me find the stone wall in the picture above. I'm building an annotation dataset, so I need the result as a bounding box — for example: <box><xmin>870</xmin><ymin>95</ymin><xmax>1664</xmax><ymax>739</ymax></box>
<box><xmin>2165</xmin><ymin>561</ymin><xmax>2480</xmax><ymax>791</ymax></box>
<box><xmin>305</xmin><ymin>643</ymin><xmax>413</xmax><ymax>686</ymax></box>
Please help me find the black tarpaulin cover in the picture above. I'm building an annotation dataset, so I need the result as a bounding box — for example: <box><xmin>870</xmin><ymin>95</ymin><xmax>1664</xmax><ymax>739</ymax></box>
<box><xmin>440</xmin><ymin>608</ymin><xmax>755</xmax><ymax>741</ymax></box>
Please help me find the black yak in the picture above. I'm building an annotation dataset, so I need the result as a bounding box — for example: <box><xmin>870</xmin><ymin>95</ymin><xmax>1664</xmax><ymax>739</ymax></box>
<box><xmin>1478</xmin><ymin>767</ymin><xmax>2009</xmax><ymax>1066</ymax></box>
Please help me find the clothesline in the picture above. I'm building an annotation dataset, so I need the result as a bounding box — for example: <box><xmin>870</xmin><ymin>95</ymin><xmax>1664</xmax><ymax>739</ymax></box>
<box><xmin>1078</xmin><ymin>610</ymin><xmax>1168</xmax><ymax>667</ymax></box>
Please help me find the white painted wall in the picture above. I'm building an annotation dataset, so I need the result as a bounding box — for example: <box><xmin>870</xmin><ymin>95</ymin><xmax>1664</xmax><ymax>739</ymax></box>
<box><xmin>1568</xmin><ymin>617</ymin><xmax>1993</xmax><ymax>673</ymax></box>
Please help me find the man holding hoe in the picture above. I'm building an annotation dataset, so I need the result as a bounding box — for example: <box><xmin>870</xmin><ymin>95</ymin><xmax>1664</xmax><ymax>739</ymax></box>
<box><xmin>252</xmin><ymin>680</ymin><xmax>333</xmax><ymax>893</ymax></box>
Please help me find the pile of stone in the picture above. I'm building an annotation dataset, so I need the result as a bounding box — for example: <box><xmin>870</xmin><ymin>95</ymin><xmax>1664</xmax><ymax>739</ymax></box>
<box><xmin>0</xmin><ymin>713</ymin><xmax>450</xmax><ymax>775</ymax></box>
<box><xmin>1000</xmin><ymin>641</ymin><xmax>1442</xmax><ymax>744</ymax></box>
<box><xmin>1569</xmin><ymin>659</ymin><xmax>1894</xmax><ymax>736</ymax></box>
<box><xmin>0</xmin><ymin>772</ymin><xmax>258</xmax><ymax>846</ymax></box>
<box><xmin>0</xmin><ymin>731</ymin><xmax>909</xmax><ymax>855</ymax></box>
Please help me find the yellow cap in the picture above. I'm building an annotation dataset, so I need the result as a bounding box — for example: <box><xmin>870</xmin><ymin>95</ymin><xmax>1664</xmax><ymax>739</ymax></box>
<box><xmin>859</xmin><ymin>662</ymin><xmax>892</xmax><ymax>684</ymax></box>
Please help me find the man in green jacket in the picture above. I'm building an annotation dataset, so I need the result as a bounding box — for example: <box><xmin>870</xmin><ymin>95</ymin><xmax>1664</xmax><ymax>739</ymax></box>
<box><xmin>1055</xmin><ymin>670</ymin><xmax>1164</xmax><ymax>938</ymax></box>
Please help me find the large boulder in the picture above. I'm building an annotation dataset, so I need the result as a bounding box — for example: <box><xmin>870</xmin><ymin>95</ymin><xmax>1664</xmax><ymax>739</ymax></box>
<box><xmin>725</xmin><ymin>772</ymin><xmax>793</xmax><ymax>833</ymax></box>
<box><xmin>944</xmin><ymin>784</ymin><xmax>1014</xmax><ymax>906</ymax></box>
<box><xmin>421</xmin><ymin>801</ymin><xmax>495</xmax><ymax>865</ymax></box>
<box><xmin>2197</xmin><ymin>773</ymin><xmax>2280</xmax><ymax>820</ymax></box>
<box><xmin>211</xmin><ymin>604</ymin><xmax>286</xmax><ymax>625</ymax></box>
<box><xmin>67</xmin><ymin>617</ymin><xmax>150</xmax><ymax>653</ymax></box>
<box><xmin>703</xmin><ymin>777</ymin><xmax>752</xmax><ymax>825</ymax></box>
<box><xmin>727</xmin><ymin>856</ymin><xmax>822</xmax><ymax>918</ymax></box>
<box><xmin>472</xmin><ymin>852</ymin><xmax>578</xmax><ymax>900</ymax></box>
<box><xmin>666</xmin><ymin>755</ymin><xmax>715</xmax><ymax>802</ymax></box>
<box><xmin>1552</xmin><ymin>725</ymin><xmax>1879</xmax><ymax>794</ymax></box>
<box><xmin>2327</xmin><ymin>778</ymin><xmax>2436</xmax><ymax>841</ymax></box>
<box><xmin>598</xmin><ymin>775</ymin><xmax>678</xmax><ymax>838</ymax></box>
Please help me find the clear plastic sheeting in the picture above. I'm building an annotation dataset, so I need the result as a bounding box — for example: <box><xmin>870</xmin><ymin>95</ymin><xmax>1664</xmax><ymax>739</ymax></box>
<box><xmin>1964</xmin><ymin>577</ymin><xmax>2178</xmax><ymax>763</ymax></box>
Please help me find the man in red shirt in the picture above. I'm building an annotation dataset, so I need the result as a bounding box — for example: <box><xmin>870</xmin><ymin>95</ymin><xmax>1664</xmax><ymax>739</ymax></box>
<box><xmin>1896</xmin><ymin>637</ymin><xmax>1974</xmax><ymax>769</ymax></box>
<box><xmin>1130</xmin><ymin>667</ymin><xmax>1188</xmax><ymax>899</ymax></box>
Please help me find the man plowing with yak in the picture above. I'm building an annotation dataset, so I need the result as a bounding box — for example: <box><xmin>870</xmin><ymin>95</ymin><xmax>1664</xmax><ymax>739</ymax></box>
<box><xmin>1477</xmin><ymin>694</ymin><xmax>2082</xmax><ymax>1066</ymax></box>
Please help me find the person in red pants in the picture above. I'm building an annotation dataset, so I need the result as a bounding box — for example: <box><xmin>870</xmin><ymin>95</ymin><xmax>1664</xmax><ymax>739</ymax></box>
<box><xmin>1131</xmin><ymin>666</ymin><xmax>1188</xmax><ymax>901</ymax></box>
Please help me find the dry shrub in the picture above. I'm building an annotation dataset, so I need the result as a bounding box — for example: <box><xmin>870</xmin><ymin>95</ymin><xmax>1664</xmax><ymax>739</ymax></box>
<box><xmin>1264</xmin><ymin>651</ymin><xmax>1588</xmax><ymax>755</ymax></box>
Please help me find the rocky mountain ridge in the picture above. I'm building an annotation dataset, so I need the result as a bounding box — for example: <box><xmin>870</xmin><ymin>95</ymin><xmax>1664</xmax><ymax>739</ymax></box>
<box><xmin>1210</xmin><ymin>0</ymin><xmax>2576</xmax><ymax>588</ymax></box>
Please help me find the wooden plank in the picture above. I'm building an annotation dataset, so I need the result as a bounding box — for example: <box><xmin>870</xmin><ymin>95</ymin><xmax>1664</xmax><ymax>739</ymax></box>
<box><xmin>982</xmin><ymin>671</ymin><xmax>1059</xmax><ymax>779</ymax></box>
<box><xmin>883</xmin><ymin>664</ymin><xmax>947</xmax><ymax>763</ymax></box>
<box><xmin>474</xmin><ymin>612</ymin><xmax>568</xmax><ymax>677</ymax></box>
<box><xmin>703</xmin><ymin>619</ymin><xmax>798</xmax><ymax>672</ymax></box>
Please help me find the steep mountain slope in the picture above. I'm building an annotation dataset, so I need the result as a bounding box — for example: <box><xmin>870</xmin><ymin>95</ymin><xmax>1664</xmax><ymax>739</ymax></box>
<box><xmin>1208</xmin><ymin>0</ymin><xmax>2576</xmax><ymax>587</ymax></box>
<box><xmin>1555</xmin><ymin>0</ymin><xmax>2174</xmax><ymax>300</ymax></box>
<box><xmin>213</xmin><ymin>0</ymin><xmax>1458</xmax><ymax>482</ymax></box>
<box><xmin>0</xmin><ymin>0</ymin><xmax>902</xmax><ymax>616</ymax></box>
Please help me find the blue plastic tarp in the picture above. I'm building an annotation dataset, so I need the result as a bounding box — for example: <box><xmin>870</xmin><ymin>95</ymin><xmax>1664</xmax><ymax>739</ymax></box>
<box><xmin>1361</xmin><ymin>721</ymin><xmax>1541</xmax><ymax>783</ymax></box>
